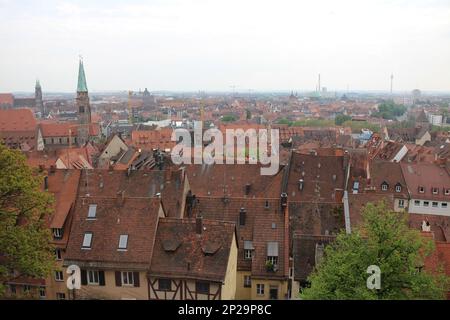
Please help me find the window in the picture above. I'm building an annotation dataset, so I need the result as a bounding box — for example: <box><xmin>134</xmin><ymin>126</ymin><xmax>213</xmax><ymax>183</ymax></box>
<box><xmin>118</xmin><ymin>234</ymin><xmax>128</xmax><ymax>250</ymax></box>
<box><xmin>196</xmin><ymin>282</ymin><xmax>210</xmax><ymax>295</ymax></box>
<box><xmin>267</xmin><ymin>242</ymin><xmax>279</xmax><ymax>268</ymax></box>
<box><xmin>87</xmin><ymin>270</ymin><xmax>99</xmax><ymax>285</ymax></box>
<box><xmin>267</xmin><ymin>256</ymin><xmax>278</xmax><ymax>266</ymax></box>
<box><xmin>53</xmin><ymin>228</ymin><xmax>63</xmax><ymax>239</ymax></box>
<box><xmin>244</xmin><ymin>241</ymin><xmax>253</xmax><ymax>260</ymax></box>
<box><xmin>9</xmin><ymin>285</ymin><xmax>16</xmax><ymax>295</ymax></box>
<box><xmin>56</xmin><ymin>293</ymin><xmax>66</xmax><ymax>300</ymax></box>
<box><xmin>445</xmin><ymin>189</ymin><xmax>450</xmax><ymax>196</ymax></box>
<box><xmin>158</xmin><ymin>279</ymin><xmax>172</xmax><ymax>291</ymax></box>
<box><xmin>432</xmin><ymin>188</ymin><xmax>439</xmax><ymax>195</ymax></box>
<box><xmin>244</xmin><ymin>275</ymin><xmax>251</xmax><ymax>288</ymax></box>
<box><xmin>398</xmin><ymin>199</ymin><xmax>405</xmax><ymax>208</ymax></box>
<box><xmin>23</xmin><ymin>285</ymin><xmax>31</xmax><ymax>293</ymax></box>
<box><xmin>39</xmin><ymin>287</ymin><xmax>46</xmax><ymax>299</ymax></box>
<box><xmin>55</xmin><ymin>270</ymin><xmax>64</xmax><ymax>282</ymax></box>
<box><xmin>121</xmin><ymin>271</ymin><xmax>134</xmax><ymax>286</ymax></box>
<box><xmin>264</xmin><ymin>200</ymin><xmax>270</xmax><ymax>209</ymax></box>
<box><xmin>82</xmin><ymin>232</ymin><xmax>93</xmax><ymax>249</ymax></box>
<box><xmin>256</xmin><ymin>284</ymin><xmax>265</xmax><ymax>295</ymax></box>
<box><xmin>381</xmin><ymin>183</ymin><xmax>388</xmax><ymax>191</ymax></box>
<box><xmin>87</xmin><ymin>204</ymin><xmax>97</xmax><ymax>219</ymax></box>
<box><xmin>423</xmin><ymin>201</ymin><xmax>429</xmax><ymax>207</ymax></box>
<box><xmin>55</xmin><ymin>248</ymin><xmax>62</xmax><ymax>260</ymax></box>
<box><xmin>442</xmin><ymin>203</ymin><xmax>448</xmax><ymax>208</ymax></box>
<box><xmin>414</xmin><ymin>200</ymin><xmax>421</xmax><ymax>206</ymax></box>
<box><xmin>419</xmin><ymin>186</ymin><xmax>425</xmax><ymax>193</ymax></box>
<box><xmin>395</xmin><ymin>185</ymin><xmax>402</xmax><ymax>192</ymax></box>
<box><xmin>432</xmin><ymin>202</ymin><xmax>438</xmax><ymax>208</ymax></box>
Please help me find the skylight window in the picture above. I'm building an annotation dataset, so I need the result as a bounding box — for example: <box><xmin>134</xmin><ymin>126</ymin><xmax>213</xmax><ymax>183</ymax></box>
<box><xmin>82</xmin><ymin>232</ymin><xmax>93</xmax><ymax>249</ymax></box>
<box><xmin>118</xmin><ymin>234</ymin><xmax>128</xmax><ymax>250</ymax></box>
<box><xmin>87</xmin><ymin>204</ymin><xmax>97</xmax><ymax>219</ymax></box>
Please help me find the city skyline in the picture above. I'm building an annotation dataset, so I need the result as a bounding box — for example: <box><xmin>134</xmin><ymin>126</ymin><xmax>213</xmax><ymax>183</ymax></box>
<box><xmin>1</xmin><ymin>0</ymin><xmax>450</xmax><ymax>92</ymax></box>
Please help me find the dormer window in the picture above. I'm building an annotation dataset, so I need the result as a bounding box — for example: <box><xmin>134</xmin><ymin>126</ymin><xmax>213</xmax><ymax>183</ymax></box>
<box><xmin>244</xmin><ymin>241</ymin><xmax>254</xmax><ymax>260</ymax></box>
<box><xmin>82</xmin><ymin>232</ymin><xmax>93</xmax><ymax>249</ymax></box>
<box><xmin>118</xmin><ymin>234</ymin><xmax>128</xmax><ymax>251</ymax></box>
<box><xmin>53</xmin><ymin>228</ymin><xmax>63</xmax><ymax>239</ymax></box>
<box><xmin>381</xmin><ymin>182</ymin><xmax>388</xmax><ymax>191</ymax></box>
<box><xmin>395</xmin><ymin>184</ymin><xmax>402</xmax><ymax>193</ymax></box>
<box><xmin>432</xmin><ymin>188</ymin><xmax>439</xmax><ymax>195</ymax></box>
<box><xmin>445</xmin><ymin>189</ymin><xmax>450</xmax><ymax>196</ymax></box>
<box><xmin>87</xmin><ymin>204</ymin><xmax>97</xmax><ymax>219</ymax></box>
<box><xmin>418</xmin><ymin>186</ymin><xmax>425</xmax><ymax>193</ymax></box>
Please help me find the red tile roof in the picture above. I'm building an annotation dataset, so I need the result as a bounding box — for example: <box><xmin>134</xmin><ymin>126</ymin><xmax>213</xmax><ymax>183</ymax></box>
<box><xmin>64</xmin><ymin>197</ymin><xmax>162</xmax><ymax>269</ymax></box>
<box><xmin>190</xmin><ymin>197</ymin><xmax>289</xmax><ymax>279</ymax></box>
<box><xmin>0</xmin><ymin>108</ymin><xmax>37</xmax><ymax>131</ymax></box>
<box><xmin>401</xmin><ymin>163</ymin><xmax>450</xmax><ymax>201</ymax></box>
<box><xmin>150</xmin><ymin>217</ymin><xmax>237</xmax><ymax>282</ymax></box>
<box><xmin>46</xmin><ymin>170</ymin><xmax>81</xmax><ymax>229</ymax></box>
<box><xmin>186</xmin><ymin>163</ymin><xmax>284</xmax><ymax>198</ymax></box>
<box><xmin>0</xmin><ymin>93</ymin><xmax>14</xmax><ymax>105</ymax></box>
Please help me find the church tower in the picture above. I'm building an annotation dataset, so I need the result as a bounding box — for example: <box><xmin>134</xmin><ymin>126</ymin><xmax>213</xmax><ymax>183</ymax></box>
<box><xmin>35</xmin><ymin>80</ymin><xmax>44</xmax><ymax>117</ymax></box>
<box><xmin>76</xmin><ymin>58</ymin><xmax>91</xmax><ymax>146</ymax></box>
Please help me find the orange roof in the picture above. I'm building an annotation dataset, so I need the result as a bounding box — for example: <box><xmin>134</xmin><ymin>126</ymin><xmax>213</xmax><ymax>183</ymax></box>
<box><xmin>0</xmin><ymin>93</ymin><xmax>14</xmax><ymax>105</ymax></box>
<box><xmin>0</xmin><ymin>108</ymin><xmax>37</xmax><ymax>131</ymax></box>
<box><xmin>40</xmin><ymin>122</ymin><xmax>99</xmax><ymax>137</ymax></box>
<box><xmin>48</xmin><ymin>170</ymin><xmax>81</xmax><ymax>229</ymax></box>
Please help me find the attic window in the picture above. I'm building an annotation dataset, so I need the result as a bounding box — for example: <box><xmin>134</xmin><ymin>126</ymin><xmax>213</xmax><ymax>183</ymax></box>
<box><xmin>432</xmin><ymin>188</ymin><xmax>439</xmax><ymax>195</ymax></box>
<box><xmin>419</xmin><ymin>186</ymin><xmax>425</xmax><ymax>193</ymax></box>
<box><xmin>381</xmin><ymin>182</ymin><xmax>388</xmax><ymax>191</ymax></box>
<box><xmin>118</xmin><ymin>235</ymin><xmax>128</xmax><ymax>250</ymax></box>
<box><xmin>395</xmin><ymin>184</ymin><xmax>402</xmax><ymax>193</ymax></box>
<box><xmin>82</xmin><ymin>232</ymin><xmax>93</xmax><ymax>249</ymax></box>
<box><xmin>87</xmin><ymin>204</ymin><xmax>97</xmax><ymax>219</ymax></box>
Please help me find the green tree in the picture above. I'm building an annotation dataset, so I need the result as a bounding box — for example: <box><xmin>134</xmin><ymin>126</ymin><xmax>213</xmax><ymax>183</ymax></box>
<box><xmin>221</xmin><ymin>115</ymin><xmax>237</xmax><ymax>122</ymax></box>
<box><xmin>335</xmin><ymin>114</ymin><xmax>352</xmax><ymax>126</ymax></box>
<box><xmin>0</xmin><ymin>144</ymin><xmax>55</xmax><ymax>297</ymax></box>
<box><xmin>301</xmin><ymin>202</ymin><xmax>448</xmax><ymax>300</ymax></box>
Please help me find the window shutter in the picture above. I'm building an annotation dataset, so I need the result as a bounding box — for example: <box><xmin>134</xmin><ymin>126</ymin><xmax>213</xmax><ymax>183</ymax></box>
<box><xmin>81</xmin><ymin>269</ymin><xmax>87</xmax><ymax>285</ymax></box>
<box><xmin>115</xmin><ymin>271</ymin><xmax>122</xmax><ymax>287</ymax></box>
<box><xmin>133</xmin><ymin>272</ymin><xmax>140</xmax><ymax>287</ymax></box>
<box><xmin>99</xmin><ymin>271</ymin><xmax>105</xmax><ymax>286</ymax></box>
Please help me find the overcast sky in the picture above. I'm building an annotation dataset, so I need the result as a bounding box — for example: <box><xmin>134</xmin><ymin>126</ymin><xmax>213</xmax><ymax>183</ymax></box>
<box><xmin>1</xmin><ymin>0</ymin><xmax>449</xmax><ymax>92</ymax></box>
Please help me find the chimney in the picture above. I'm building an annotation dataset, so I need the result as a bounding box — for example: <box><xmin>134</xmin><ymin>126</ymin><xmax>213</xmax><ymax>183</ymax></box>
<box><xmin>44</xmin><ymin>176</ymin><xmax>49</xmax><ymax>190</ymax></box>
<box><xmin>245</xmin><ymin>183</ymin><xmax>251</xmax><ymax>196</ymax></box>
<box><xmin>298</xmin><ymin>179</ymin><xmax>304</xmax><ymax>191</ymax></box>
<box><xmin>196</xmin><ymin>215</ymin><xmax>203</xmax><ymax>235</ymax></box>
<box><xmin>421</xmin><ymin>220</ymin><xmax>431</xmax><ymax>232</ymax></box>
<box><xmin>281</xmin><ymin>192</ymin><xmax>288</xmax><ymax>210</ymax></box>
<box><xmin>239</xmin><ymin>207</ymin><xmax>246</xmax><ymax>226</ymax></box>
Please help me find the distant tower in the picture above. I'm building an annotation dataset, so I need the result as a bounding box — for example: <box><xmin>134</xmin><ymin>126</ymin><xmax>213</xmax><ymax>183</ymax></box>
<box><xmin>76</xmin><ymin>58</ymin><xmax>91</xmax><ymax>146</ymax></box>
<box><xmin>390</xmin><ymin>74</ymin><xmax>394</xmax><ymax>95</ymax></box>
<box><xmin>318</xmin><ymin>74</ymin><xmax>321</xmax><ymax>92</ymax></box>
<box><xmin>35</xmin><ymin>80</ymin><xmax>44</xmax><ymax>117</ymax></box>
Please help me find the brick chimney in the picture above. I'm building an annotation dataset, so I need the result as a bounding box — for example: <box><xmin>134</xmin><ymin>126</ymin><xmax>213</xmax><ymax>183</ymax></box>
<box><xmin>196</xmin><ymin>215</ymin><xmax>203</xmax><ymax>235</ymax></box>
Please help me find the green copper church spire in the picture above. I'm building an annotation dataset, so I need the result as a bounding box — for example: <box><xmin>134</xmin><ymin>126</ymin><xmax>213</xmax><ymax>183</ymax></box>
<box><xmin>77</xmin><ymin>58</ymin><xmax>88</xmax><ymax>92</ymax></box>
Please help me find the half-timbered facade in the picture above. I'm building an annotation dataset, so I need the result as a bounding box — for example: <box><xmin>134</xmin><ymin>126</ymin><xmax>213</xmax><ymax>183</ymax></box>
<box><xmin>149</xmin><ymin>217</ymin><xmax>238</xmax><ymax>300</ymax></box>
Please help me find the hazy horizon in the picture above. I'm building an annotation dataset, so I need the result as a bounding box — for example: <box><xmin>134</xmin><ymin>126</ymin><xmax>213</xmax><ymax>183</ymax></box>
<box><xmin>1</xmin><ymin>0</ymin><xmax>450</xmax><ymax>93</ymax></box>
